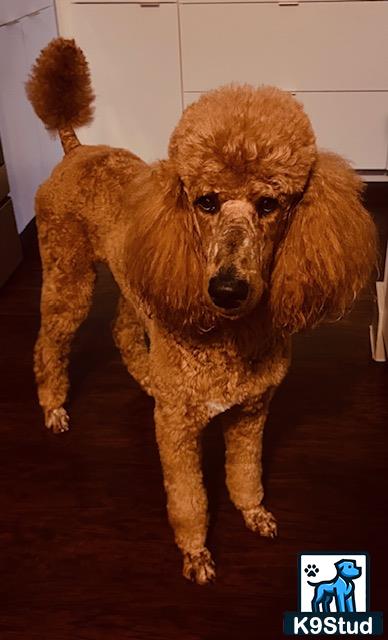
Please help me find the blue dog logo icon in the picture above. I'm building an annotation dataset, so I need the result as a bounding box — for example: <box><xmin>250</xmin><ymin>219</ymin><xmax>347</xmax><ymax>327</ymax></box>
<box><xmin>283</xmin><ymin>552</ymin><xmax>384</xmax><ymax>635</ymax></box>
<box><xmin>308</xmin><ymin>559</ymin><xmax>362</xmax><ymax>613</ymax></box>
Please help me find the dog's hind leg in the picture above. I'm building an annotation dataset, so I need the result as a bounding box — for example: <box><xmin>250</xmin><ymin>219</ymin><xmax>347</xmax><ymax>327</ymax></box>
<box><xmin>34</xmin><ymin>214</ymin><xmax>95</xmax><ymax>433</ymax></box>
<box><xmin>223</xmin><ymin>394</ymin><xmax>277</xmax><ymax>538</ymax></box>
<box><xmin>322</xmin><ymin>597</ymin><xmax>331</xmax><ymax>613</ymax></box>
<box><xmin>112</xmin><ymin>296</ymin><xmax>152</xmax><ymax>395</ymax></box>
<box><xmin>311</xmin><ymin>597</ymin><xmax>320</xmax><ymax>613</ymax></box>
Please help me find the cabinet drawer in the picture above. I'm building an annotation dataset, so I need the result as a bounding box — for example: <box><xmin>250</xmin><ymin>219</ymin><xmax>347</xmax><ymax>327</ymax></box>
<box><xmin>296</xmin><ymin>92</ymin><xmax>388</xmax><ymax>170</ymax></box>
<box><xmin>180</xmin><ymin>0</ymin><xmax>350</xmax><ymax>3</ymax></box>
<box><xmin>181</xmin><ymin>2</ymin><xmax>388</xmax><ymax>92</ymax></box>
<box><xmin>58</xmin><ymin>0</ymin><xmax>174</xmax><ymax>4</ymax></box>
<box><xmin>184</xmin><ymin>91</ymin><xmax>388</xmax><ymax>170</ymax></box>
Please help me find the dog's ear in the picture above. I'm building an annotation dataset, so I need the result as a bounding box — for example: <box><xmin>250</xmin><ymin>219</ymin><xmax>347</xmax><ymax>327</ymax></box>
<box><xmin>270</xmin><ymin>151</ymin><xmax>377</xmax><ymax>334</ymax></box>
<box><xmin>125</xmin><ymin>161</ymin><xmax>212</xmax><ymax>327</ymax></box>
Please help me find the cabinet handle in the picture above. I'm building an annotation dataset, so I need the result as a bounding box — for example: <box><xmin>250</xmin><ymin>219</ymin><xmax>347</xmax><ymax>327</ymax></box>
<box><xmin>278</xmin><ymin>2</ymin><xmax>300</xmax><ymax>5</ymax></box>
<box><xmin>140</xmin><ymin>3</ymin><xmax>160</xmax><ymax>6</ymax></box>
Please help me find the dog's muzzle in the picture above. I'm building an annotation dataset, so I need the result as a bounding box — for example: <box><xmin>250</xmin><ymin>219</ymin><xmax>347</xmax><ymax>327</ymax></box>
<box><xmin>208</xmin><ymin>267</ymin><xmax>249</xmax><ymax>310</ymax></box>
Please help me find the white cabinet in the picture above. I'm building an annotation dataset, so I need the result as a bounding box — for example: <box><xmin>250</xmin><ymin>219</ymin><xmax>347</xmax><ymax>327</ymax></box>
<box><xmin>0</xmin><ymin>0</ymin><xmax>53</xmax><ymax>26</ymax></box>
<box><xmin>51</xmin><ymin>0</ymin><xmax>388</xmax><ymax>174</ymax></box>
<box><xmin>55</xmin><ymin>1</ymin><xmax>182</xmax><ymax>163</ymax></box>
<box><xmin>0</xmin><ymin>0</ymin><xmax>385</xmax><ymax>232</ymax></box>
<box><xmin>180</xmin><ymin>1</ymin><xmax>388</xmax><ymax>171</ymax></box>
<box><xmin>180</xmin><ymin>2</ymin><xmax>388</xmax><ymax>92</ymax></box>
<box><xmin>0</xmin><ymin>4</ymin><xmax>62</xmax><ymax>232</ymax></box>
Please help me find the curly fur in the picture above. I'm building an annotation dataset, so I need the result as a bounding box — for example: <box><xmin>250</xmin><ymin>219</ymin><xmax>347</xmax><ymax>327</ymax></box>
<box><xmin>28</xmin><ymin>38</ymin><xmax>377</xmax><ymax>584</ymax></box>
<box><xmin>124</xmin><ymin>162</ymin><xmax>215</xmax><ymax>330</ymax></box>
<box><xmin>26</xmin><ymin>37</ymin><xmax>94</xmax><ymax>152</ymax></box>
<box><xmin>270</xmin><ymin>152</ymin><xmax>376</xmax><ymax>332</ymax></box>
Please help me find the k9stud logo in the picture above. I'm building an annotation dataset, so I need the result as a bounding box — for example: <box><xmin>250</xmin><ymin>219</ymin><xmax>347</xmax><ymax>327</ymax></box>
<box><xmin>283</xmin><ymin>552</ymin><xmax>383</xmax><ymax>635</ymax></box>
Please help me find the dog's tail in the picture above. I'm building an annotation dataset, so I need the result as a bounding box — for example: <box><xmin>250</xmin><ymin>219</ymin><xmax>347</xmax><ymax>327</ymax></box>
<box><xmin>26</xmin><ymin>38</ymin><xmax>95</xmax><ymax>155</ymax></box>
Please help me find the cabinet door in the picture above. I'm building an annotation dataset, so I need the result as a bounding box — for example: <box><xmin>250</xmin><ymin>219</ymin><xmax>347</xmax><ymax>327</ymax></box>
<box><xmin>56</xmin><ymin>2</ymin><xmax>182</xmax><ymax>162</ymax></box>
<box><xmin>0</xmin><ymin>7</ymin><xmax>61</xmax><ymax>232</ymax></box>
<box><xmin>22</xmin><ymin>8</ymin><xmax>64</xmax><ymax>181</ymax></box>
<box><xmin>180</xmin><ymin>2</ymin><xmax>388</xmax><ymax>92</ymax></box>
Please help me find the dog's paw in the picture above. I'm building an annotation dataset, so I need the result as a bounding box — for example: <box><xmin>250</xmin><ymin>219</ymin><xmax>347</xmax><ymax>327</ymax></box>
<box><xmin>305</xmin><ymin>564</ymin><xmax>319</xmax><ymax>578</ymax></box>
<box><xmin>242</xmin><ymin>505</ymin><xmax>277</xmax><ymax>538</ymax></box>
<box><xmin>182</xmin><ymin>547</ymin><xmax>216</xmax><ymax>585</ymax></box>
<box><xmin>46</xmin><ymin>407</ymin><xmax>70</xmax><ymax>434</ymax></box>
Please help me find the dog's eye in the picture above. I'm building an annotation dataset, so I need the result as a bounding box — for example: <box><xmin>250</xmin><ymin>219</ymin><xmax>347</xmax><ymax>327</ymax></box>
<box><xmin>256</xmin><ymin>197</ymin><xmax>278</xmax><ymax>216</ymax></box>
<box><xmin>194</xmin><ymin>193</ymin><xmax>220</xmax><ymax>214</ymax></box>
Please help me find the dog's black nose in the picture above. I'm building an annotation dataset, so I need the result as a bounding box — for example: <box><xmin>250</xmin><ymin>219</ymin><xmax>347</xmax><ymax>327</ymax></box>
<box><xmin>208</xmin><ymin>269</ymin><xmax>249</xmax><ymax>310</ymax></box>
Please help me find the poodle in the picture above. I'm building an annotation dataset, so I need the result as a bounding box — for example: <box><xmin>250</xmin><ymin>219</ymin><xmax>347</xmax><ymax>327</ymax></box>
<box><xmin>26</xmin><ymin>38</ymin><xmax>376</xmax><ymax>584</ymax></box>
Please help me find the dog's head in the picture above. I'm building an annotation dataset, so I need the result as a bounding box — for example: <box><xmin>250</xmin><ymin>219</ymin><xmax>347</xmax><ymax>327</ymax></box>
<box><xmin>335</xmin><ymin>560</ymin><xmax>362</xmax><ymax>580</ymax></box>
<box><xmin>126</xmin><ymin>85</ymin><xmax>376</xmax><ymax>333</ymax></box>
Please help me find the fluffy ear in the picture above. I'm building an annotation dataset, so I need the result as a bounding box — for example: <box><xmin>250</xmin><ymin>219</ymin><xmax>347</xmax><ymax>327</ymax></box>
<box><xmin>270</xmin><ymin>151</ymin><xmax>377</xmax><ymax>334</ymax></box>
<box><xmin>125</xmin><ymin>161</ymin><xmax>213</xmax><ymax>328</ymax></box>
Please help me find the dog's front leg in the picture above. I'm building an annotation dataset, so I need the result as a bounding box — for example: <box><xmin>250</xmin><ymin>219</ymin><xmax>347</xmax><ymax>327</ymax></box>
<box><xmin>224</xmin><ymin>394</ymin><xmax>277</xmax><ymax>537</ymax></box>
<box><xmin>154</xmin><ymin>402</ymin><xmax>215</xmax><ymax>585</ymax></box>
<box><xmin>335</xmin><ymin>590</ymin><xmax>347</xmax><ymax>613</ymax></box>
<box><xmin>346</xmin><ymin>593</ymin><xmax>356</xmax><ymax>613</ymax></box>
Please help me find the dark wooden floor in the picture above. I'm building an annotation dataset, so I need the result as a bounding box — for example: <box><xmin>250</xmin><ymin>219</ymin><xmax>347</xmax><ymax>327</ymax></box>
<box><xmin>0</xmin><ymin>185</ymin><xmax>387</xmax><ymax>639</ymax></box>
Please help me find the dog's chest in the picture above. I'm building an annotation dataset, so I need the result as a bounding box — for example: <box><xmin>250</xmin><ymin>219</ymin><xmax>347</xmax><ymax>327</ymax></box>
<box><xmin>150</xmin><ymin>329</ymin><xmax>290</xmax><ymax>417</ymax></box>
